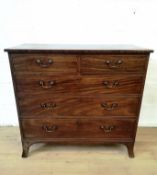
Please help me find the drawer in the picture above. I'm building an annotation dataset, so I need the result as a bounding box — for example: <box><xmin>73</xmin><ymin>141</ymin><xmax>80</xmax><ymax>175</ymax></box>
<box><xmin>15</xmin><ymin>73</ymin><xmax>144</xmax><ymax>95</ymax></box>
<box><xmin>21</xmin><ymin>118</ymin><xmax>136</xmax><ymax>139</ymax></box>
<box><xmin>11</xmin><ymin>53</ymin><xmax>78</xmax><ymax>74</ymax></box>
<box><xmin>15</xmin><ymin>73</ymin><xmax>81</xmax><ymax>95</ymax></box>
<box><xmin>18</xmin><ymin>96</ymin><xmax>140</xmax><ymax>118</ymax></box>
<box><xmin>81</xmin><ymin>54</ymin><xmax>148</xmax><ymax>74</ymax></box>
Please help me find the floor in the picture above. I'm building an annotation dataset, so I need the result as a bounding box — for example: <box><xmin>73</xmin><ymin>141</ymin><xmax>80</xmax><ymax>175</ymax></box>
<box><xmin>0</xmin><ymin>127</ymin><xmax>157</xmax><ymax>175</ymax></box>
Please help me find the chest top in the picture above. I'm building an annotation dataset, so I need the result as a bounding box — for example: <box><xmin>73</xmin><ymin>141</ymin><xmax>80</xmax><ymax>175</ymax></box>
<box><xmin>4</xmin><ymin>44</ymin><xmax>153</xmax><ymax>54</ymax></box>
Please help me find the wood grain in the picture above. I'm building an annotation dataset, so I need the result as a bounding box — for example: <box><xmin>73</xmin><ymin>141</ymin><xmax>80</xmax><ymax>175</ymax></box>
<box><xmin>18</xmin><ymin>96</ymin><xmax>140</xmax><ymax>118</ymax></box>
<box><xmin>21</xmin><ymin>118</ymin><xmax>136</xmax><ymax>139</ymax></box>
<box><xmin>15</xmin><ymin>73</ymin><xmax>144</xmax><ymax>95</ymax></box>
<box><xmin>81</xmin><ymin>54</ymin><xmax>148</xmax><ymax>74</ymax></box>
<box><xmin>11</xmin><ymin>54</ymin><xmax>78</xmax><ymax>73</ymax></box>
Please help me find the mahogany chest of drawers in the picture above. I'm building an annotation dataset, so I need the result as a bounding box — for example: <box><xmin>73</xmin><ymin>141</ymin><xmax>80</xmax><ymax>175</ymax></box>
<box><xmin>5</xmin><ymin>44</ymin><xmax>153</xmax><ymax>158</ymax></box>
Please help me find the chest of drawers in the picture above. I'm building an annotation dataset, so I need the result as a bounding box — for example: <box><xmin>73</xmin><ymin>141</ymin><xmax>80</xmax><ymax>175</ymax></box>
<box><xmin>5</xmin><ymin>44</ymin><xmax>153</xmax><ymax>158</ymax></box>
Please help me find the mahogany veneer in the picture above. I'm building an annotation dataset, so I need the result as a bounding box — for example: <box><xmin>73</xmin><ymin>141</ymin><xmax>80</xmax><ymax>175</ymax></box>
<box><xmin>5</xmin><ymin>44</ymin><xmax>153</xmax><ymax>158</ymax></box>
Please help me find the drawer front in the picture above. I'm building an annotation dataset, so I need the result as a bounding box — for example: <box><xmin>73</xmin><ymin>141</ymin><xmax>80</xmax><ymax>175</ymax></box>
<box><xmin>11</xmin><ymin>54</ymin><xmax>78</xmax><ymax>74</ymax></box>
<box><xmin>18</xmin><ymin>96</ymin><xmax>140</xmax><ymax>118</ymax></box>
<box><xmin>15</xmin><ymin>73</ymin><xmax>144</xmax><ymax>95</ymax></box>
<box><xmin>21</xmin><ymin>118</ymin><xmax>136</xmax><ymax>139</ymax></box>
<box><xmin>81</xmin><ymin>54</ymin><xmax>147</xmax><ymax>74</ymax></box>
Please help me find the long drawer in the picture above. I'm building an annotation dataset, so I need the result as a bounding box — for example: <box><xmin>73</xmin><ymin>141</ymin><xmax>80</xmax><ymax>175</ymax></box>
<box><xmin>21</xmin><ymin>118</ymin><xmax>136</xmax><ymax>139</ymax></box>
<box><xmin>81</xmin><ymin>54</ymin><xmax>147</xmax><ymax>74</ymax></box>
<box><xmin>11</xmin><ymin>53</ymin><xmax>78</xmax><ymax>74</ymax></box>
<box><xmin>15</xmin><ymin>73</ymin><xmax>144</xmax><ymax>95</ymax></box>
<box><xmin>18</xmin><ymin>96</ymin><xmax>140</xmax><ymax>118</ymax></box>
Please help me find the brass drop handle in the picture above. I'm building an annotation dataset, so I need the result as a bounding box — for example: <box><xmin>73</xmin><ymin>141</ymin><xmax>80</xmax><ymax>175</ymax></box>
<box><xmin>39</xmin><ymin>80</ymin><xmax>56</xmax><ymax>89</ymax></box>
<box><xmin>103</xmin><ymin>81</ymin><xmax>119</xmax><ymax>89</ymax></box>
<box><xmin>101</xmin><ymin>103</ymin><xmax>118</xmax><ymax>111</ymax></box>
<box><xmin>40</xmin><ymin>102</ymin><xmax>56</xmax><ymax>109</ymax></box>
<box><xmin>100</xmin><ymin>125</ymin><xmax>115</xmax><ymax>133</ymax></box>
<box><xmin>42</xmin><ymin>125</ymin><xmax>58</xmax><ymax>133</ymax></box>
<box><xmin>36</xmin><ymin>59</ymin><xmax>53</xmax><ymax>68</ymax></box>
<box><xmin>105</xmin><ymin>60</ymin><xmax>123</xmax><ymax>69</ymax></box>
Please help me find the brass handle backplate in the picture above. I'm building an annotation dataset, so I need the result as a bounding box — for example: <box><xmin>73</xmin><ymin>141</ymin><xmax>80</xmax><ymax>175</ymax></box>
<box><xmin>101</xmin><ymin>103</ymin><xmax>118</xmax><ymax>111</ymax></box>
<box><xmin>105</xmin><ymin>60</ymin><xmax>123</xmax><ymax>69</ymax></box>
<box><xmin>36</xmin><ymin>59</ymin><xmax>53</xmax><ymax>68</ymax></box>
<box><xmin>39</xmin><ymin>80</ymin><xmax>56</xmax><ymax>89</ymax></box>
<box><xmin>40</xmin><ymin>102</ymin><xmax>56</xmax><ymax>109</ymax></box>
<box><xmin>42</xmin><ymin>125</ymin><xmax>58</xmax><ymax>133</ymax></box>
<box><xmin>103</xmin><ymin>81</ymin><xmax>119</xmax><ymax>89</ymax></box>
<box><xmin>100</xmin><ymin>125</ymin><xmax>115</xmax><ymax>133</ymax></box>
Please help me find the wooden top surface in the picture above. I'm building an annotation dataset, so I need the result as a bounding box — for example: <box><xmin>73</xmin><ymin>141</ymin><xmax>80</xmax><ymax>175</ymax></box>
<box><xmin>4</xmin><ymin>44</ymin><xmax>153</xmax><ymax>53</ymax></box>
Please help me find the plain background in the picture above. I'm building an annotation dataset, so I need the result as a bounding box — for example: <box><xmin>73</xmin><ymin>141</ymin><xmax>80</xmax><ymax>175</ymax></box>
<box><xmin>0</xmin><ymin>0</ymin><xmax>156</xmax><ymax>126</ymax></box>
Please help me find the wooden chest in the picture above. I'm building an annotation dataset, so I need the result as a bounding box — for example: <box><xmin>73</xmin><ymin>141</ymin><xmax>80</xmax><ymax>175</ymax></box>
<box><xmin>5</xmin><ymin>44</ymin><xmax>153</xmax><ymax>158</ymax></box>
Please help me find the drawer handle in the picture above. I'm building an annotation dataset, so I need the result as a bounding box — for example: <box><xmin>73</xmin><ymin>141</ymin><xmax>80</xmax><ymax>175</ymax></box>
<box><xmin>100</xmin><ymin>125</ymin><xmax>115</xmax><ymax>133</ymax></box>
<box><xmin>103</xmin><ymin>81</ymin><xmax>119</xmax><ymax>89</ymax></box>
<box><xmin>39</xmin><ymin>80</ymin><xmax>56</xmax><ymax>89</ymax></box>
<box><xmin>101</xmin><ymin>103</ymin><xmax>118</xmax><ymax>111</ymax></box>
<box><xmin>40</xmin><ymin>102</ymin><xmax>56</xmax><ymax>109</ymax></box>
<box><xmin>42</xmin><ymin>125</ymin><xmax>58</xmax><ymax>133</ymax></box>
<box><xmin>36</xmin><ymin>59</ymin><xmax>53</xmax><ymax>68</ymax></box>
<box><xmin>105</xmin><ymin>60</ymin><xmax>123</xmax><ymax>69</ymax></box>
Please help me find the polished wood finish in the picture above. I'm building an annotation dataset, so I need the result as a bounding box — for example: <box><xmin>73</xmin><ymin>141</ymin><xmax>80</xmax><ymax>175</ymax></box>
<box><xmin>81</xmin><ymin>54</ymin><xmax>148</xmax><ymax>74</ymax></box>
<box><xmin>4</xmin><ymin>44</ymin><xmax>153</xmax><ymax>53</ymax></box>
<box><xmin>5</xmin><ymin>44</ymin><xmax>153</xmax><ymax>158</ymax></box>
<box><xmin>18</xmin><ymin>96</ymin><xmax>140</xmax><ymax>118</ymax></box>
<box><xmin>21</xmin><ymin>118</ymin><xmax>136</xmax><ymax>139</ymax></box>
<box><xmin>15</xmin><ymin>73</ymin><xmax>144</xmax><ymax>95</ymax></box>
<box><xmin>11</xmin><ymin>54</ymin><xmax>78</xmax><ymax>74</ymax></box>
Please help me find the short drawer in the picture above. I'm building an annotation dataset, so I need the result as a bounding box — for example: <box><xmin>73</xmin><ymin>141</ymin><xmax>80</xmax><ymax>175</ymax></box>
<box><xmin>15</xmin><ymin>73</ymin><xmax>144</xmax><ymax>96</ymax></box>
<box><xmin>11</xmin><ymin>53</ymin><xmax>78</xmax><ymax>74</ymax></box>
<box><xmin>18</xmin><ymin>96</ymin><xmax>140</xmax><ymax>118</ymax></box>
<box><xmin>80</xmin><ymin>54</ymin><xmax>148</xmax><ymax>74</ymax></box>
<box><xmin>21</xmin><ymin>118</ymin><xmax>136</xmax><ymax>139</ymax></box>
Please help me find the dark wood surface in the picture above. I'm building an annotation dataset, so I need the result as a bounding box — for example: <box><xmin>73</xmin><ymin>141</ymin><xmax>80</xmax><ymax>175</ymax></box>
<box><xmin>81</xmin><ymin>54</ymin><xmax>148</xmax><ymax>74</ymax></box>
<box><xmin>11</xmin><ymin>54</ymin><xmax>78</xmax><ymax>73</ymax></box>
<box><xmin>5</xmin><ymin>44</ymin><xmax>153</xmax><ymax>158</ymax></box>
<box><xmin>4</xmin><ymin>44</ymin><xmax>153</xmax><ymax>53</ymax></box>
<box><xmin>18</xmin><ymin>96</ymin><xmax>140</xmax><ymax>118</ymax></box>
<box><xmin>21</xmin><ymin>118</ymin><xmax>136</xmax><ymax>139</ymax></box>
<box><xmin>15</xmin><ymin>73</ymin><xmax>144</xmax><ymax>95</ymax></box>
